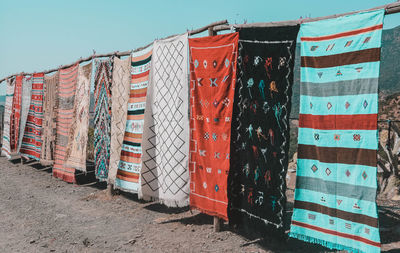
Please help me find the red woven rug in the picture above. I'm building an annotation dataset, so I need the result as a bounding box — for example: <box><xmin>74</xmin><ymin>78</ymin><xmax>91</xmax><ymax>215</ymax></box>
<box><xmin>10</xmin><ymin>75</ymin><xmax>23</xmax><ymax>154</ymax></box>
<box><xmin>189</xmin><ymin>33</ymin><xmax>239</xmax><ymax>219</ymax></box>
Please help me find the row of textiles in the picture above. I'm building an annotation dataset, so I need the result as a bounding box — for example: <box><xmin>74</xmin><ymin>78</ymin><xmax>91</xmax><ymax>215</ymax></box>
<box><xmin>0</xmin><ymin>9</ymin><xmax>384</xmax><ymax>253</ymax></box>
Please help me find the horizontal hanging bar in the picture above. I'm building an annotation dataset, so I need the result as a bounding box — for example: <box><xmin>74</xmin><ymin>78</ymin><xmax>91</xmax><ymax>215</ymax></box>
<box><xmin>213</xmin><ymin>2</ymin><xmax>400</xmax><ymax>32</ymax></box>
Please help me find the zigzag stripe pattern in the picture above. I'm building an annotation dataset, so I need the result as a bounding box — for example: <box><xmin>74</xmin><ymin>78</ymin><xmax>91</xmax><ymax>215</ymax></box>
<box><xmin>94</xmin><ymin>58</ymin><xmax>113</xmax><ymax>181</ymax></box>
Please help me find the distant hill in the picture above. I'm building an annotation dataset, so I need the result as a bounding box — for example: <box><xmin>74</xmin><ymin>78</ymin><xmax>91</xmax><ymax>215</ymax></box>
<box><xmin>290</xmin><ymin>25</ymin><xmax>400</xmax><ymax>118</ymax></box>
<box><xmin>0</xmin><ymin>95</ymin><xmax>5</xmax><ymax>106</ymax></box>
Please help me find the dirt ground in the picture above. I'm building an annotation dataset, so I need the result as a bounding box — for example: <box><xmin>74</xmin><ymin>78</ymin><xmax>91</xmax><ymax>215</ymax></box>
<box><xmin>0</xmin><ymin>157</ymin><xmax>399</xmax><ymax>253</ymax></box>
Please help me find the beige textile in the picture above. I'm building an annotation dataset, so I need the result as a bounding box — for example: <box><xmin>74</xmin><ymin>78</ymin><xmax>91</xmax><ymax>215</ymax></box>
<box><xmin>40</xmin><ymin>72</ymin><xmax>59</xmax><ymax>165</ymax></box>
<box><xmin>17</xmin><ymin>76</ymin><xmax>32</xmax><ymax>153</ymax></box>
<box><xmin>108</xmin><ymin>57</ymin><xmax>131</xmax><ymax>184</ymax></box>
<box><xmin>64</xmin><ymin>63</ymin><xmax>92</xmax><ymax>171</ymax></box>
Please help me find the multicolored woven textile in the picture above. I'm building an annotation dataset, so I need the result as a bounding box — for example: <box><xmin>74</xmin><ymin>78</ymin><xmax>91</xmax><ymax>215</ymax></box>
<box><xmin>10</xmin><ymin>75</ymin><xmax>23</xmax><ymax>154</ymax></box>
<box><xmin>115</xmin><ymin>47</ymin><xmax>152</xmax><ymax>193</ymax></box>
<box><xmin>1</xmin><ymin>78</ymin><xmax>15</xmax><ymax>159</ymax></box>
<box><xmin>40</xmin><ymin>72</ymin><xmax>59</xmax><ymax>165</ymax></box>
<box><xmin>228</xmin><ymin>26</ymin><xmax>299</xmax><ymax>233</ymax></box>
<box><xmin>189</xmin><ymin>33</ymin><xmax>239</xmax><ymax>220</ymax></box>
<box><xmin>94</xmin><ymin>58</ymin><xmax>113</xmax><ymax>181</ymax></box>
<box><xmin>53</xmin><ymin>64</ymin><xmax>78</xmax><ymax>183</ymax></box>
<box><xmin>140</xmin><ymin>34</ymin><xmax>190</xmax><ymax>207</ymax></box>
<box><xmin>108</xmin><ymin>57</ymin><xmax>131</xmax><ymax>184</ymax></box>
<box><xmin>64</xmin><ymin>63</ymin><xmax>92</xmax><ymax>171</ymax></box>
<box><xmin>20</xmin><ymin>73</ymin><xmax>44</xmax><ymax>160</ymax></box>
<box><xmin>289</xmin><ymin>10</ymin><xmax>383</xmax><ymax>253</ymax></box>
<box><xmin>17</xmin><ymin>76</ymin><xmax>32</xmax><ymax>153</ymax></box>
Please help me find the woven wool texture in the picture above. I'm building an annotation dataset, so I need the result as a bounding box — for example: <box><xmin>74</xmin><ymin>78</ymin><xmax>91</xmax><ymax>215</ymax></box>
<box><xmin>228</xmin><ymin>26</ymin><xmax>299</xmax><ymax>234</ymax></box>
<box><xmin>1</xmin><ymin>78</ymin><xmax>15</xmax><ymax>159</ymax></box>
<box><xmin>40</xmin><ymin>72</ymin><xmax>59</xmax><ymax>165</ymax></box>
<box><xmin>289</xmin><ymin>10</ymin><xmax>383</xmax><ymax>253</ymax></box>
<box><xmin>189</xmin><ymin>33</ymin><xmax>239</xmax><ymax>220</ymax></box>
<box><xmin>108</xmin><ymin>57</ymin><xmax>131</xmax><ymax>184</ymax></box>
<box><xmin>53</xmin><ymin>64</ymin><xmax>79</xmax><ymax>183</ymax></box>
<box><xmin>94</xmin><ymin>58</ymin><xmax>113</xmax><ymax>181</ymax></box>
<box><xmin>20</xmin><ymin>73</ymin><xmax>45</xmax><ymax>160</ymax></box>
<box><xmin>115</xmin><ymin>47</ymin><xmax>152</xmax><ymax>193</ymax></box>
<box><xmin>10</xmin><ymin>75</ymin><xmax>23</xmax><ymax>154</ymax></box>
<box><xmin>64</xmin><ymin>63</ymin><xmax>92</xmax><ymax>172</ymax></box>
<box><xmin>139</xmin><ymin>34</ymin><xmax>190</xmax><ymax>207</ymax></box>
<box><xmin>17</xmin><ymin>76</ymin><xmax>33</xmax><ymax>153</ymax></box>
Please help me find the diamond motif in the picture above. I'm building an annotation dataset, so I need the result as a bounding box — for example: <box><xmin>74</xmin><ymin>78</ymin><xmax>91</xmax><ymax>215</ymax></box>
<box><xmin>213</xmin><ymin>60</ymin><xmax>217</xmax><ymax>68</ymax></box>
<box><xmin>311</xmin><ymin>164</ymin><xmax>318</xmax><ymax>173</ymax></box>
<box><xmin>225</xmin><ymin>58</ymin><xmax>230</xmax><ymax>67</ymax></box>
<box><xmin>215</xmin><ymin>184</ymin><xmax>219</xmax><ymax>192</ymax></box>
<box><xmin>344</xmin><ymin>40</ymin><xmax>353</xmax><ymax>47</ymax></box>
<box><xmin>310</xmin><ymin>102</ymin><xmax>313</xmax><ymax>109</ymax></box>
<box><xmin>337</xmin><ymin>199</ymin><xmax>343</xmax><ymax>205</ymax></box>
<box><xmin>363</xmin><ymin>37</ymin><xmax>371</xmax><ymax>43</ymax></box>
<box><xmin>200</xmin><ymin>99</ymin><xmax>209</xmax><ymax>108</ymax></box>
<box><xmin>346</xmin><ymin>169</ymin><xmax>351</xmax><ymax>177</ymax></box>
<box><xmin>327</xmin><ymin>102</ymin><xmax>332</xmax><ymax>110</ymax></box>
<box><xmin>362</xmin><ymin>171</ymin><xmax>368</xmax><ymax>180</ymax></box>
<box><xmin>325</xmin><ymin>168</ymin><xmax>331</xmax><ymax>176</ymax></box>
<box><xmin>203</xmin><ymin>60</ymin><xmax>207</xmax><ymax>68</ymax></box>
<box><xmin>363</xmin><ymin>100</ymin><xmax>368</xmax><ymax>109</ymax></box>
<box><xmin>334</xmin><ymin>134</ymin><xmax>340</xmax><ymax>141</ymax></box>
<box><xmin>194</xmin><ymin>59</ymin><xmax>199</xmax><ymax>68</ymax></box>
<box><xmin>345</xmin><ymin>101</ymin><xmax>350</xmax><ymax>109</ymax></box>
<box><xmin>353</xmin><ymin>134</ymin><xmax>361</xmax><ymax>141</ymax></box>
<box><xmin>326</xmin><ymin>43</ymin><xmax>335</xmax><ymax>51</ymax></box>
<box><xmin>317</xmin><ymin>72</ymin><xmax>323</xmax><ymax>78</ymax></box>
<box><xmin>222</xmin><ymin>97</ymin><xmax>230</xmax><ymax>106</ymax></box>
<box><xmin>336</xmin><ymin>70</ymin><xmax>342</xmax><ymax>76</ymax></box>
<box><xmin>213</xmin><ymin>99</ymin><xmax>219</xmax><ymax>107</ymax></box>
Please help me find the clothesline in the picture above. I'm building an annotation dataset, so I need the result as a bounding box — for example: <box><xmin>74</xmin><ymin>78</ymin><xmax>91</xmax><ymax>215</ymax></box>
<box><xmin>0</xmin><ymin>20</ymin><xmax>228</xmax><ymax>84</ymax></box>
<box><xmin>213</xmin><ymin>1</ymin><xmax>400</xmax><ymax>31</ymax></box>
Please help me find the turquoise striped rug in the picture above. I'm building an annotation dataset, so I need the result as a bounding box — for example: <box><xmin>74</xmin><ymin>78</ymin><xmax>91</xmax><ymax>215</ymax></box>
<box><xmin>290</xmin><ymin>9</ymin><xmax>384</xmax><ymax>253</ymax></box>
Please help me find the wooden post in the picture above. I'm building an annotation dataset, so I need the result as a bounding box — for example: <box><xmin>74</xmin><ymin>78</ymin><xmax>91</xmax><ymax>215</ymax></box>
<box><xmin>106</xmin><ymin>184</ymin><xmax>114</xmax><ymax>199</ymax></box>
<box><xmin>213</xmin><ymin>216</ymin><xmax>221</xmax><ymax>232</ymax></box>
<box><xmin>208</xmin><ymin>26</ymin><xmax>222</xmax><ymax>232</ymax></box>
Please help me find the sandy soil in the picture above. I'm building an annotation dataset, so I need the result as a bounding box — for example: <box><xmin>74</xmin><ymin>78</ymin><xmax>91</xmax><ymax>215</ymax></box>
<box><xmin>0</xmin><ymin>157</ymin><xmax>399</xmax><ymax>253</ymax></box>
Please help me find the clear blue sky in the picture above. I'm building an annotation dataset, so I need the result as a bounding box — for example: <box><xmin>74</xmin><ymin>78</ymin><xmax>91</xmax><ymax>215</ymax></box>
<box><xmin>1</xmin><ymin>0</ymin><xmax>399</xmax><ymax>94</ymax></box>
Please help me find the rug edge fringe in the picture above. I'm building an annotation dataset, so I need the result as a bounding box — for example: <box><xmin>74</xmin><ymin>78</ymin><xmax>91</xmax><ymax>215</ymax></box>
<box><xmin>288</xmin><ymin>232</ymin><xmax>364</xmax><ymax>253</ymax></box>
